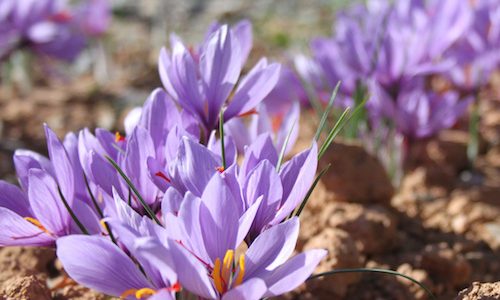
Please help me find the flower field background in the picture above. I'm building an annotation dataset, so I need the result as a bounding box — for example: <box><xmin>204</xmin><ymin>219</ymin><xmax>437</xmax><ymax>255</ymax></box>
<box><xmin>0</xmin><ymin>0</ymin><xmax>499</xmax><ymax>299</ymax></box>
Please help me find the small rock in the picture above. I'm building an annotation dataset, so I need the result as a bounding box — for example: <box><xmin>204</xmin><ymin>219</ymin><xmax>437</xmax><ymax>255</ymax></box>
<box><xmin>303</xmin><ymin>228</ymin><xmax>363</xmax><ymax>297</ymax></box>
<box><xmin>456</xmin><ymin>281</ymin><xmax>500</xmax><ymax>300</ymax></box>
<box><xmin>318</xmin><ymin>139</ymin><xmax>394</xmax><ymax>205</ymax></box>
<box><xmin>419</xmin><ymin>243</ymin><xmax>471</xmax><ymax>287</ymax></box>
<box><xmin>326</xmin><ymin>203</ymin><xmax>397</xmax><ymax>254</ymax></box>
<box><xmin>481</xmin><ymin>223</ymin><xmax>500</xmax><ymax>251</ymax></box>
<box><xmin>396</xmin><ymin>264</ymin><xmax>433</xmax><ymax>300</ymax></box>
<box><xmin>0</xmin><ymin>275</ymin><xmax>51</xmax><ymax>300</ymax></box>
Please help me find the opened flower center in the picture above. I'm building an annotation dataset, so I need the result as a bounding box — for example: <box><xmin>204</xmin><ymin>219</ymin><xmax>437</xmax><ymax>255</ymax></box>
<box><xmin>211</xmin><ymin>249</ymin><xmax>245</xmax><ymax>294</ymax></box>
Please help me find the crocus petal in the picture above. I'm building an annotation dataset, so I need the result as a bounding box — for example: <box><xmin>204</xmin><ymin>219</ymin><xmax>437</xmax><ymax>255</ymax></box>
<box><xmin>147</xmin><ymin>290</ymin><xmax>175</xmax><ymax>300</ymax></box>
<box><xmin>222</xmin><ymin>278</ymin><xmax>266</xmax><ymax>300</ymax></box>
<box><xmin>0</xmin><ymin>181</ymin><xmax>31</xmax><ymax>217</ymax></box>
<box><xmin>13</xmin><ymin>149</ymin><xmax>53</xmax><ymax>191</ymax></box>
<box><xmin>161</xmin><ymin>188</ymin><xmax>183</xmax><ymax>217</ymax></box>
<box><xmin>243</xmin><ymin>160</ymin><xmax>283</xmax><ymax>238</ymax></box>
<box><xmin>71</xmin><ymin>199</ymin><xmax>101</xmax><ymax>235</ymax></box>
<box><xmin>263</xmin><ymin>249</ymin><xmax>327</xmax><ymax>297</ymax></box>
<box><xmin>224</xmin><ymin>59</ymin><xmax>281</xmax><ymax>120</ymax></box>
<box><xmin>57</xmin><ymin>235</ymin><xmax>152</xmax><ymax>297</ymax></box>
<box><xmin>166</xmin><ymin>239</ymin><xmax>217</xmax><ymax>299</ymax></box>
<box><xmin>273</xmin><ymin>143</ymin><xmax>318</xmax><ymax>223</ymax></box>
<box><xmin>123</xmin><ymin>126</ymin><xmax>158</xmax><ymax>205</ymax></box>
<box><xmin>232</xmin><ymin>19</ymin><xmax>253</xmax><ymax>67</ymax></box>
<box><xmin>124</xmin><ymin>107</ymin><xmax>142</xmax><ymax>136</ymax></box>
<box><xmin>199</xmin><ymin>174</ymin><xmax>240</xmax><ymax>260</ymax></box>
<box><xmin>245</xmin><ymin>218</ymin><xmax>299</xmax><ymax>278</ymax></box>
<box><xmin>28</xmin><ymin>169</ymin><xmax>69</xmax><ymax>236</ymax></box>
<box><xmin>240</xmin><ymin>134</ymin><xmax>278</xmax><ymax>179</ymax></box>
<box><xmin>170</xmin><ymin>137</ymin><xmax>219</xmax><ymax>197</ymax></box>
<box><xmin>44</xmin><ymin>124</ymin><xmax>74</xmax><ymax>202</ymax></box>
<box><xmin>201</xmin><ymin>25</ymin><xmax>242</xmax><ymax>128</ymax></box>
<box><xmin>0</xmin><ymin>207</ymin><xmax>53</xmax><ymax>246</ymax></box>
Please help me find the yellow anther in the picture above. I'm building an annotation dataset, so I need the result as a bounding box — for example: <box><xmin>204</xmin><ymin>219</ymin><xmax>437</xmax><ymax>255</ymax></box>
<box><xmin>234</xmin><ymin>254</ymin><xmax>245</xmax><ymax>287</ymax></box>
<box><xmin>222</xmin><ymin>250</ymin><xmax>234</xmax><ymax>283</ymax></box>
<box><xmin>99</xmin><ymin>219</ymin><xmax>107</xmax><ymax>230</ymax></box>
<box><xmin>24</xmin><ymin>217</ymin><xmax>51</xmax><ymax>235</ymax></box>
<box><xmin>212</xmin><ymin>258</ymin><xmax>224</xmax><ymax>294</ymax></box>
<box><xmin>120</xmin><ymin>289</ymin><xmax>136</xmax><ymax>299</ymax></box>
<box><xmin>115</xmin><ymin>132</ymin><xmax>125</xmax><ymax>143</ymax></box>
<box><xmin>135</xmin><ymin>288</ymin><xmax>156</xmax><ymax>299</ymax></box>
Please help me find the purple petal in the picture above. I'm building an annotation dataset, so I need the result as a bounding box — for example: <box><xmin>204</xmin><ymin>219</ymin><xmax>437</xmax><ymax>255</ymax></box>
<box><xmin>225</xmin><ymin>59</ymin><xmax>281</xmax><ymax>120</ymax></box>
<box><xmin>245</xmin><ymin>218</ymin><xmax>299</xmax><ymax>278</ymax></box>
<box><xmin>263</xmin><ymin>249</ymin><xmax>327</xmax><ymax>297</ymax></box>
<box><xmin>44</xmin><ymin>124</ymin><xmax>74</xmax><ymax>202</ymax></box>
<box><xmin>166</xmin><ymin>239</ymin><xmax>216</xmax><ymax>299</ymax></box>
<box><xmin>56</xmin><ymin>235</ymin><xmax>152</xmax><ymax>297</ymax></box>
<box><xmin>13</xmin><ymin>149</ymin><xmax>53</xmax><ymax>191</ymax></box>
<box><xmin>222</xmin><ymin>278</ymin><xmax>266</xmax><ymax>300</ymax></box>
<box><xmin>200</xmin><ymin>174</ymin><xmax>240</xmax><ymax>260</ymax></box>
<box><xmin>273</xmin><ymin>143</ymin><xmax>318</xmax><ymax>223</ymax></box>
<box><xmin>170</xmin><ymin>137</ymin><xmax>219</xmax><ymax>197</ymax></box>
<box><xmin>0</xmin><ymin>207</ymin><xmax>53</xmax><ymax>246</ymax></box>
<box><xmin>28</xmin><ymin>169</ymin><xmax>69</xmax><ymax>235</ymax></box>
<box><xmin>200</xmin><ymin>25</ymin><xmax>242</xmax><ymax>128</ymax></box>
<box><xmin>0</xmin><ymin>181</ymin><xmax>31</xmax><ymax>217</ymax></box>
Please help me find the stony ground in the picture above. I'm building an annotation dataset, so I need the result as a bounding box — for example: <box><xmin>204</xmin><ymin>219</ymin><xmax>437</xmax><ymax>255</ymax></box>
<box><xmin>0</xmin><ymin>1</ymin><xmax>499</xmax><ymax>299</ymax></box>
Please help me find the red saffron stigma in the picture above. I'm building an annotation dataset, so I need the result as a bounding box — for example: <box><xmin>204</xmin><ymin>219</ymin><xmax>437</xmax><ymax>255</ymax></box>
<box><xmin>50</xmin><ymin>11</ymin><xmax>72</xmax><ymax>23</ymax></box>
<box><xmin>155</xmin><ymin>171</ymin><xmax>171</xmax><ymax>183</ymax></box>
<box><xmin>238</xmin><ymin>108</ymin><xmax>258</xmax><ymax>118</ymax></box>
<box><xmin>216</xmin><ymin>166</ymin><xmax>225</xmax><ymax>173</ymax></box>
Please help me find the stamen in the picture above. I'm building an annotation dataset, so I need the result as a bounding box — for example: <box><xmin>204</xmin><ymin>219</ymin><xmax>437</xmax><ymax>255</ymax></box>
<box><xmin>216</xmin><ymin>166</ymin><xmax>225</xmax><ymax>173</ymax></box>
<box><xmin>234</xmin><ymin>254</ymin><xmax>245</xmax><ymax>286</ymax></box>
<box><xmin>135</xmin><ymin>288</ymin><xmax>156</xmax><ymax>299</ymax></box>
<box><xmin>212</xmin><ymin>258</ymin><xmax>225</xmax><ymax>294</ymax></box>
<box><xmin>24</xmin><ymin>217</ymin><xmax>52</xmax><ymax>235</ymax></box>
<box><xmin>115</xmin><ymin>132</ymin><xmax>126</xmax><ymax>143</ymax></box>
<box><xmin>222</xmin><ymin>250</ymin><xmax>234</xmax><ymax>283</ymax></box>
<box><xmin>155</xmin><ymin>171</ymin><xmax>171</xmax><ymax>183</ymax></box>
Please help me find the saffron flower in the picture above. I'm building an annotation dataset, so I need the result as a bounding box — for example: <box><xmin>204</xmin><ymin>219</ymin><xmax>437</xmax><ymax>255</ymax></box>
<box><xmin>158</xmin><ymin>22</ymin><xmax>281</xmax><ymax>133</ymax></box>
<box><xmin>0</xmin><ymin>125</ymin><xmax>100</xmax><ymax>246</ymax></box>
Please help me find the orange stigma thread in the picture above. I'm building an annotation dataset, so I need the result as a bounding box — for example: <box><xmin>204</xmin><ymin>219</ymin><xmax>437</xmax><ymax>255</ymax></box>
<box><xmin>238</xmin><ymin>108</ymin><xmax>258</xmax><ymax>118</ymax></box>
<box><xmin>24</xmin><ymin>217</ymin><xmax>52</xmax><ymax>236</ymax></box>
<box><xmin>155</xmin><ymin>171</ymin><xmax>171</xmax><ymax>183</ymax></box>
<box><xmin>271</xmin><ymin>115</ymin><xmax>284</xmax><ymax>132</ymax></box>
<box><xmin>211</xmin><ymin>250</ymin><xmax>245</xmax><ymax>294</ymax></box>
<box><xmin>115</xmin><ymin>132</ymin><xmax>126</xmax><ymax>143</ymax></box>
<box><xmin>216</xmin><ymin>166</ymin><xmax>225</xmax><ymax>173</ymax></box>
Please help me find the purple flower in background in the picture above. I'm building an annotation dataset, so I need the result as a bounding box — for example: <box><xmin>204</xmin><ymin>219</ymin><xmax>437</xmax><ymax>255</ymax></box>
<box><xmin>158</xmin><ymin>21</ymin><xmax>281</xmax><ymax>133</ymax></box>
<box><xmin>0</xmin><ymin>0</ymin><xmax>111</xmax><ymax>62</ymax></box>
<box><xmin>370</xmin><ymin>80</ymin><xmax>472</xmax><ymax>140</ymax></box>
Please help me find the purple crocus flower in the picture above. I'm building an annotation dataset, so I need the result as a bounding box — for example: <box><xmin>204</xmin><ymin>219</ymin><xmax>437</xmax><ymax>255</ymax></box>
<box><xmin>158</xmin><ymin>22</ymin><xmax>281</xmax><ymax>133</ymax></box>
<box><xmin>0</xmin><ymin>125</ymin><xmax>100</xmax><ymax>246</ymax></box>
<box><xmin>137</xmin><ymin>173</ymin><xmax>326</xmax><ymax>299</ymax></box>
<box><xmin>74</xmin><ymin>0</ymin><xmax>111</xmax><ymax>37</ymax></box>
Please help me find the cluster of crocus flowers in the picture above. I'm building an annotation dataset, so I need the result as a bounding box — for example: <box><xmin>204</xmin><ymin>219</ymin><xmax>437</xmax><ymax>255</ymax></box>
<box><xmin>0</xmin><ymin>0</ymin><xmax>110</xmax><ymax>63</ymax></box>
<box><xmin>0</xmin><ymin>20</ymin><xmax>325</xmax><ymax>299</ymax></box>
<box><xmin>292</xmin><ymin>0</ymin><xmax>500</xmax><ymax>141</ymax></box>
